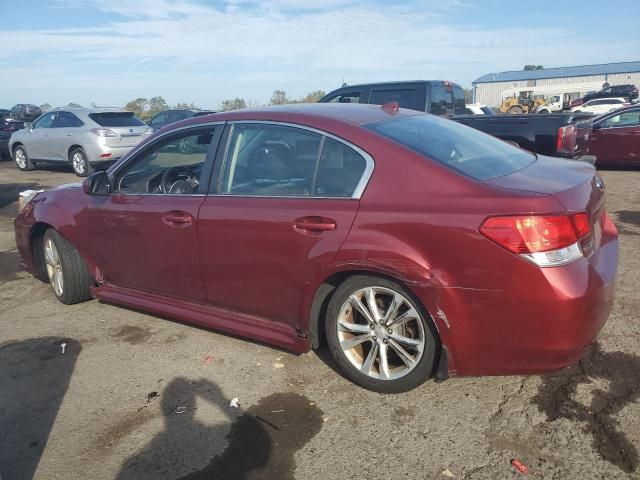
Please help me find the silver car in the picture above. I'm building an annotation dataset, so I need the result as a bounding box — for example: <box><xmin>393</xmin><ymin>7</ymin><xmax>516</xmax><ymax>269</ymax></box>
<box><xmin>9</xmin><ymin>107</ymin><xmax>152</xmax><ymax>176</ymax></box>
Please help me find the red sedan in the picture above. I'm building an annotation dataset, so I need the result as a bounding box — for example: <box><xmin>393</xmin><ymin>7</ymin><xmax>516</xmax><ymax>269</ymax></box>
<box><xmin>590</xmin><ymin>105</ymin><xmax>640</xmax><ymax>166</ymax></box>
<box><xmin>14</xmin><ymin>104</ymin><xmax>618</xmax><ymax>392</ymax></box>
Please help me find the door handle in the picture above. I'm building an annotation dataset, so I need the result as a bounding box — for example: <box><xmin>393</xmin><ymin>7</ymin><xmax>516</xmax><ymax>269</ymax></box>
<box><xmin>162</xmin><ymin>210</ymin><xmax>193</xmax><ymax>228</ymax></box>
<box><xmin>293</xmin><ymin>216</ymin><xmax>337</xmax><ymax>234</ymax></box>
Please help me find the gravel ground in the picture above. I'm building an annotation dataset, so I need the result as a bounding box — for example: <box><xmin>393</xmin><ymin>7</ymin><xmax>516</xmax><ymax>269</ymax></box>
<box><xmin>0</xmin><ymin>160</ymin><xmax>639</xmax><ymax>480</ymax></box>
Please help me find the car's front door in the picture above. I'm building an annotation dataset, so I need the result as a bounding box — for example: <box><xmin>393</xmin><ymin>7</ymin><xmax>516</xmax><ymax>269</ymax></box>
<box><xmin>197</xmin><ymin>122</ymin><xmax>372</xmax><ymax>328</ymax></box>
<box><xmin>88</xmin><ymin>124</ymin><xmax>223</xmax><ymax>301</ymax></box>
<box><xmin>27</xmin><ymin>112</ymin><xmax>57</xmax><ymax>160</ymax></box>
<box><xmin>50</xmin><ymin>111</ymin><xmax>84</xmax><ymax>161</ymax></box>
<box><xmin>591</xmin><ymin>109</ymin><xmax>640</xmax><ymax>165</ymax></box>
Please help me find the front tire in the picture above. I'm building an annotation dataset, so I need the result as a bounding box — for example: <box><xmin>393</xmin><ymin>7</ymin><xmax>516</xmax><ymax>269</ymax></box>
<box><xmin>70</xmin><ymin>147</ymin><xmax>93</xmax><ymax>177</ymax></box>
<box><xmin>325</xmin><ymin>275</ymin><xmax>437</xmax><ymax>393</ymax></box>
<box><xmin>43</xmin><ymin>229</ymin><xmax>92</xmax><ymax>305</ymax></box>
<box><xmin>14</xmin><ymin>145</ymin><xmax>35</xmax><ymax>171</ymax></box>
<box><xmin>509</xmin><ymin>106</ymin><xmax>523</xmax><ymax>114</ymax></box>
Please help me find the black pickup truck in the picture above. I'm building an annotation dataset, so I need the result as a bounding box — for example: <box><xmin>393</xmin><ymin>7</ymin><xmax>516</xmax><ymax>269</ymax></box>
<box><xmin>452</xmin><ymin>113</ymin><xmax>595</xmax><ymax>163</ymax></box>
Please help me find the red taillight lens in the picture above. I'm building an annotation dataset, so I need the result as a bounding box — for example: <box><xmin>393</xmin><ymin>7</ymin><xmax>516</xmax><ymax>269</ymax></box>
<box><xmin>480</xmin><ymin>213</ymin><xmax>590</xmax><ymax>254</ymax></box>
<box><xmin>556</xmin><ymin>124</ymin><xmax>576</xmax><ymax>154</ymax></box>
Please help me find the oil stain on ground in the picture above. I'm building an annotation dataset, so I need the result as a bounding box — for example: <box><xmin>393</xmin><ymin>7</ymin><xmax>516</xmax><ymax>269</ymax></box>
<box><xmin>180</xmin><ymin>392</ymin><xmax>324</xmax><ymax>480</ymax></box>
<box><xmin>615</xmin><ymin>210</ymin><xmax>640</xmax><ymax>226</ymax></box>
<box><xmin>111</xmin><ymin>325</ymin><xmax>154</xmax><ymax>345</ymax></box>
<box><xmin>0</xmin><ymin>250</ymin><xmax>21</xmax><ymax>282</ymax></box>
<box><xmin>534</xmin><ymin>344</ymin><xmax>640</xmax><ymax>473</ymax></box>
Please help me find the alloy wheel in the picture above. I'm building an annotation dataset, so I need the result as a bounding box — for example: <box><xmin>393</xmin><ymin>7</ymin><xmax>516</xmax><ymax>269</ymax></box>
<box><xmin>336</xmin><ymin>286</ymin><xmax>425</xmax><ymax>380</ymax></box>
<box><xmin>15</xmin><ymin>149</ymin><xmax>27</xmax><ymax>169</ymax></box>
<box><xmin>44</xmin><ymin>237</ymin><xmax>64</xmax><ymax>296</ymax></box>
<box><xmin>72</xmin><ymin>151</ymin><xmax>86</xmax><ymax>175</ymax></box>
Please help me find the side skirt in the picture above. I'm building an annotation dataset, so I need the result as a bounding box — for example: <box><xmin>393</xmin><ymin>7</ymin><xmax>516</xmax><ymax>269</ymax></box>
<box><xmin>92</xmin><ymin>283</ymin><xmax>310</xmax><ymax>353</ymax></box>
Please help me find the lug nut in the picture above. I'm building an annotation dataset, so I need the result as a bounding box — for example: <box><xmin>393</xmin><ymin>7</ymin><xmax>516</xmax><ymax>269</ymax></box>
<box><xmin>387</xmin><ymin>328</ymin><xmax>392</xmax><ymax>334</ymax></box>
<box><xmin>383</xmin><ymin>339</ymin><xmax>388</xmax><ymax>344</ymax></box>
<box><xmin>373</xmin><ymin>336</ymin><xmax>377</xmax><ymax>341</ymax></box>
<box><xmin>369</xmin><ymin>324</ymin><xmax>375</xmax><ymax>329</ymax></box>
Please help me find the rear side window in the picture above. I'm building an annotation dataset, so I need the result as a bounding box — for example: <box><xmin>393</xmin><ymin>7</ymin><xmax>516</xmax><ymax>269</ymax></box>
<box><xmin>369</xmin><ymin>88</ymin><xmax>420</xmax><ymax>111</ymax></box>
<box><xmin>89</xmin><ymin>112</ymin><xmax>145</xmax><ymax>127</ymax></box>
<box><xmin>52</xmin><ymin>112</ymin><xmax>83</xmax><ymax>128</ymax></box>
<box><xmin>314</xmin><ymin>138</ymin><xmax>367</xmax><ymax>197</ymax></box>
<box><xmin>368</xmin><ymin>115</ymin><xmax>536</xmax><ymax>180</ymax></box>
<box><xmin>429</xmin><ymin>85</ymin><xmax>452</xmax><ymax>116</ymax></box>
<box><xmin>453</xmin><ymin>86</ymin><xmax>466</xmax><ymax>115</ymax></box>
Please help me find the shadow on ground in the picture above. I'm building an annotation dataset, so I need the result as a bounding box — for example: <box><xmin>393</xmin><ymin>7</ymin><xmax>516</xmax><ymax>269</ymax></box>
<box><xmin>116</xmin><ymin>378</ymin><xmax>323</xmax><ymax>480</ymax></box>
<box><xmin>0</xmin><ymin>337</ymin><xmax>81</xmax><ymax>480</ymax></box>
<box><xmin>534</xmin><ymin>344</ymin><xmax>640</xmax><ymax>473</ymax></box>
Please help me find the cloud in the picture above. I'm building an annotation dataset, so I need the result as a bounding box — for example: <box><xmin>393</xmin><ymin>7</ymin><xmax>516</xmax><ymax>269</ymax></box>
<box><xmin>1</xmin><ymin>0</ymin><xmax>637</xmax><ymax>107</ymax></box>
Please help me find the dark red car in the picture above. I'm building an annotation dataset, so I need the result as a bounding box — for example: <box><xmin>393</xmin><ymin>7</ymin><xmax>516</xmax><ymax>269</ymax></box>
<box><xmin>14</xmin><ymin>104</ymin><xmax>618</xmax><ymax>392</ymax></box>
<box><xmin>590</xmin><ymin>105</ymin><xmax>640</xmax><ymax>166</ymax></box>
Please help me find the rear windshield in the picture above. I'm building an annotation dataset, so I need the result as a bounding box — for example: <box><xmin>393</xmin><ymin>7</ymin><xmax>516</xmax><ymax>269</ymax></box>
<box><xmin>89</xmin><ymin>112</ymin><xmax>145</xmax><ymax>127</ymax></box>
<box><xmin>368</xmin><ymin>115</ymin><xmax>536</xmax><ymax>180</ymax></box>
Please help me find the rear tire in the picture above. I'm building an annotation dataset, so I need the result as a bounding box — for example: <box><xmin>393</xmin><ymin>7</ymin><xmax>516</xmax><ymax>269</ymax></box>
<box><xmin>325</xmin><ymin>275</ymin><xmax>437</xmax><ymax>393</ymax></box>
<box><xmin>70</xmin><ymin>147</ymin><xmax>93</xmax><ymax>177</ymax></box>
<box><xmin>509</xmin><ymin>106</ymin><xmax>523</xmax><ymax>114</ymax></box>
<box><xmin>43</xmin><ymin>229</ymin><xmax>92</xmax><ymax>305</ymax></box>
<box><xmin>14</xmin><ymin>145</ymin><xmax>35</xmax><ymax>171</ymax></box>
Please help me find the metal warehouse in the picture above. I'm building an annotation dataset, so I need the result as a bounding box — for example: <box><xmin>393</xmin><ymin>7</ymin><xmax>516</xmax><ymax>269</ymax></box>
<box><xmin>472</xmin><ymin>61</ymin><xmax>640</xmax><ymax>108</ymax></box>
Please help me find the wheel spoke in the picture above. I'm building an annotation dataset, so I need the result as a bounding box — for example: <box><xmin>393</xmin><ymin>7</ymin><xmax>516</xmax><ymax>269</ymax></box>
<box><xmin>383</xmin><ymin>293</ymin><xmax>404</xmax><ymax>325</ymax></box>
<box><xmin>365</xmin><ymin>288</ymin><xmax>382</xmax><ymax>323</ymax></box>
<box><xmin>360</xmin><ymin>342</ymin><xmax>378</xmax><ymax>374</ymax></box>
<box><xmin>340</xmin><ymin>333</ymin><xmax>372</xmax><ymax>351</ymax></box>
<box><xmin>389</xmin><ymin>333</ymin><xmax>422</xmax><ymax>350</ymax></box>
<box><xmin>44</xmin><ymin>242</ymin><xmax>56</xmax><ymax>266</ymax></box>
<box><xmin>348</xmin><ymin>294</ymin><xmax>375</xmax><ymax>325</ymax></box>
<box><xmin>378</xmin><ymin>342</ymin><xmax>390</xmax><ymax>379</ymax></box>
<box><xmin>338</xmin><ymin>320</ymin><xmax>371</xmax><ymax>335</ymax></box>
<box><xmin>388</xmin><ymin>338</ymin><xmax>417</xmax><ymax>368</ymax></box>
<box><xmin>386</xmin><ymin>308</ymin><xmax>418</xmax><ymax>328</ymax></box>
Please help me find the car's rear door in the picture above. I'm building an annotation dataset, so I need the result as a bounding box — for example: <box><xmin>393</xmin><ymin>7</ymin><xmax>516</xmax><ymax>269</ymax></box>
<box><xmin>88</xmin><ymin>124</ymin><xmax>223</xmax><ymax>301</ymax></box>
<box><xmin>196</xmin><ymin>122</ymin><xmax>372</xmax><ymax>329</ymax></box>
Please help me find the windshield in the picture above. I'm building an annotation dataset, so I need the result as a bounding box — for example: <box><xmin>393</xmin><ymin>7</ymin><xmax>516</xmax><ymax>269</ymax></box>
<box><xmin>89</xmin><ymin>112</ymin><xmax>145</xmax><ymax>127</ymax></box>
<box><xmin>367</xmin><ymin>115</ymin><xmax>536</xmax><ymax>180</ymax></box>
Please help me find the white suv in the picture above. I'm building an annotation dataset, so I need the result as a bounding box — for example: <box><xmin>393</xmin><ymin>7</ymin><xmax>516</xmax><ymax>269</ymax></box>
<box><xmin>9</xmin><ymin>107</ymin><xmax>151</xmax><ymax>176</ymax></box>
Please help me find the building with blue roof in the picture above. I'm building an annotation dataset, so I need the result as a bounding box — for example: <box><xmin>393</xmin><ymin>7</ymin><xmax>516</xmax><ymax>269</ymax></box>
<box><xmin>472</xmin><ymin>61</ymin><xmax>640</xmax><ymax>107</ymax></box>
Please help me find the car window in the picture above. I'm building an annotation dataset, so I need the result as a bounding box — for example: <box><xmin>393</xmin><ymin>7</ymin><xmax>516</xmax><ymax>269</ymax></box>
<box><xmin>325</xmin><ymin>91</ymin><xmax>361</xmax><ymax>104</ymax></box>
<box><xmin>117</xmin><ymin>127</ymin><xmax>216</xmax><ymax>194</ymax></box>
<box><xmin>369</xmin><ymin>88</ymin><xmax>420</xmax><ymax>110</ymax></box>
<box><xmin>52</xmin><ymin>111</ymin><xmax>83</xmax><ymax>128</ymax></box>
<box><xmin>429</xmin><ymin>85</ymin><xmax>452</xmax><ymax>116</ymax></box>
<box><xmin>89</xmin><ymin>112</ymin><xmax>146</xmax><ymax>127</ymax></box>
<box><xmin>150</xmin><ymin>112</ymin><xmax>167</xmax><ymax>126</ymax></box>
<box><xmin>219</xmin><ymin>124</ymin><xmax>322</xmax><ymax>196</ymax></box>
<box><xmin>599</xmin><ymin>110</ymin><xmax>640</xmax><ymax>129</ymax></box>
<box><xmin>33</xmin><ymin>112</ymin><xmax>56</xmax><ymax>129</ymax></box>
<box><xmin>368</xmin><ymin>115</ymin><xmax>536</xmax><ymax>181</ymax></box>
<box><xmin>453</xmin><ymin>86</ymin><xmax>467</xmax><ymax>115</ymax></box>
<box><xmin>171</xmin><ymin>111</ymin><xmax>192</xmax><ymax>122</ymax></box>
<box><xmin>314</xmin><ymin>137</ymin><xmax>367</xmax><ymax>197</ymax></box>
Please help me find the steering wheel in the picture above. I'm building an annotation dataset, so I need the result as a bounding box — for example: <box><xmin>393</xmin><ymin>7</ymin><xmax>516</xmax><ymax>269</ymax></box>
<box><xmin>161</xmin><ymin>166</ymin><xmax>198</xmax><ymax>194</ymax></box>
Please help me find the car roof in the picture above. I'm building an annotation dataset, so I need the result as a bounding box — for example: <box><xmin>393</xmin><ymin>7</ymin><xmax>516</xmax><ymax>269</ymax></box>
<box><xmin>180</xmin><ymin>103</ymin><xmax>422</xmax><ymax>128</ymax></box>
<box><xmin>593</xmin><ymin>104</ymin><xmax>640</xmax><ymax>122</ymax></box>
<box><xmin>586</xmin><ymin>97</ymin><xmax>627</xmax><ymax>103</ymax></box>
<box><xmin>51</xmin><ymin>106</ymin><xmax>129</xmax><ymax>114</ymax></box>
<box><xmin>328</xmin><ymin>80</ymin><xmax>460</xmax><ymax>89</ymax></box>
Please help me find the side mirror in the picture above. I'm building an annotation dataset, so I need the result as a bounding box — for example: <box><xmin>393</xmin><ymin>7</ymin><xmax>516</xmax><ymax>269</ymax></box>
<box><xmin>83</xmin><ymin>171</ymin><xmax>112</xmax><ymax>195</ymax></box>
<box><xmin>23</xmin><ymin>122</ymin><xmax>32</xmax><ymax>130</ymax></box>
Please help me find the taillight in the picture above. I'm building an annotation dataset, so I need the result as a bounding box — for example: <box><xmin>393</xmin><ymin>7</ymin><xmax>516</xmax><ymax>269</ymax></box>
<box><xmin>480</xmin><ymin>213</ymin><xmax>591</xmax><ymax>267</ymax></box>
<box><xmin>556</xmin><ymin>124</ymin><xmax>576</xmax><ymax>154</ymax></box>
<box><xmin>91</xmin><ymin>128</ymin><xmax>118</xmax><ymax>137</ymax></box>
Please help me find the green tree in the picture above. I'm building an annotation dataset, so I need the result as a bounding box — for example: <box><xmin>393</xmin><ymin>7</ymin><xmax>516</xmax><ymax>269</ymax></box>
<box><xmin>174</xmin><ymin>102</ymin><xmax>199</xmax><ymax>110</ymax></box>
<box><xmin>219</xmin><ymin>98</ymin><xmax>247</xmax><ymax>111</ymax></box>
<box><xmin>300</xmin><ymin>90</ymin><xmax>326</xmax><ymax>103</ymax></box>
<box><xmin>39</xmin><ymin>103</ymin><xmax>51</xmax><ymax>112</ymax></box>
<box><xmin>145</xmin><ymin>96</ymin><xmax>169</xmax><ymax>121</ymax></box>
<box><xmin>124</xmin><ymin>98</ymin><xmax>148</xmax><ymax>118</ymax></box>
<box><xmin>270</xmin><ymin>90</ymin><xmax>288</xmax><ymax>105</ymax></box>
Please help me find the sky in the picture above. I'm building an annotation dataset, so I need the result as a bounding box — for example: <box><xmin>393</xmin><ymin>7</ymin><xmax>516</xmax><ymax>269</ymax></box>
<box><xmin>0</xmin><ymin>0</ymin><xmax>639</xmax><ymax>109</ymax></box>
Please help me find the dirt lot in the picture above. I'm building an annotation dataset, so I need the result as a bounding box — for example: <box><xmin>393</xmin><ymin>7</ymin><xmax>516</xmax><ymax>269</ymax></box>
<box><xmin>0</xmin><ymin>160</ymin><xmax>639</xmax><ymax>480</ymax></box>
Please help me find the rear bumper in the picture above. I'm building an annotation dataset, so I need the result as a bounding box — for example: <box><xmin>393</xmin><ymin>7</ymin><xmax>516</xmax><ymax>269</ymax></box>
<box><xmin>414</xmin><ymin>213</ymin><xmax>618</xmax><ymax>376</ymax></box>
<box><xmin>85</xmin><ymin>143</ymin><xmax>140</xmax><ymax>164</ymax></box>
